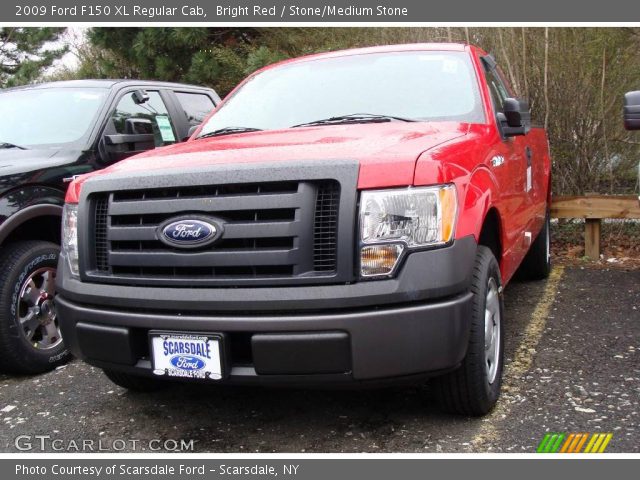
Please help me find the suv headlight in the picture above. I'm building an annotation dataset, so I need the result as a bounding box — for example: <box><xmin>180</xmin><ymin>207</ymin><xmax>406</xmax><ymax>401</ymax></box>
<box><xmin>359</xmin><ymin>185</ymin><xmax>457</xmax><ymax>277</ymax></box>
<box><xmin>62</xmin><ymin>204</ymin><xmax>79</xmax><ymax>276</ymax></box>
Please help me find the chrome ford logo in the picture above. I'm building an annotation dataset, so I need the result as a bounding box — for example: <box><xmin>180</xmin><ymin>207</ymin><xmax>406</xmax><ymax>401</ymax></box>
<box><xmin>170</xmin><ymin>355</ymin><xmax>205</xmax><ymax>371</ymax></box>
<box><xmin>158</xmin><ymin>217</ymin><xmax>222</xmax><ymax>248</ymax></box>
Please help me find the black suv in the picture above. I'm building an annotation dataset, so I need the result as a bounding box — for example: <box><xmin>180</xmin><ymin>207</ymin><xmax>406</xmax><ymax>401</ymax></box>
<box><xmin>0</xmin><ymin>79</ymin><xmax>220</xmax><ymax>374</ymax></box>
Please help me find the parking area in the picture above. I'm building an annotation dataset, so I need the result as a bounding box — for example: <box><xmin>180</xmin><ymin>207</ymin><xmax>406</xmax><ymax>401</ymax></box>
<box><xmin>0</xmin><ymin>266</ymin><xmax>638</xmax><ymax>453</ymax></box>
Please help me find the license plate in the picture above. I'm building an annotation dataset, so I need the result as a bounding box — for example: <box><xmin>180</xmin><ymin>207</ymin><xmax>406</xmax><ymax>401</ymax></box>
<box><xmin>150</xmin><ymin>332</ymin><xmax>223</xmax><ymax>380</ymax></box>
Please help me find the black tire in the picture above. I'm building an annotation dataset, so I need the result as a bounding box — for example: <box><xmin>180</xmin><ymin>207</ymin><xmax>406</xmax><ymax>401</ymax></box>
<box><xmin>519</xmin><ymin>212</ymin><xmax>552</xmax><ymax>280</ymax></box>
<box><xmin>103</xmin><ymin>369</ymin><xmax>167</xmax><ymax>392</ymax></box>
<box><xmin>0</xmin><ymin>241</ymin><xmax>70</xmax><ymax>374</ymax></box>
<box><xmin>433</xmin><ymin>246</ymin><xmax>505</xmax><ymax>416</ymax></box>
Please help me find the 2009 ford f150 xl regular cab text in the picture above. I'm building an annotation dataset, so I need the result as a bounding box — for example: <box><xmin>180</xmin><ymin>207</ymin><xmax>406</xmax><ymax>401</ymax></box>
<box><xmin>56</xmin><ymin>44</ymin><xmax>551</xmax><ymax>416</ymax></box>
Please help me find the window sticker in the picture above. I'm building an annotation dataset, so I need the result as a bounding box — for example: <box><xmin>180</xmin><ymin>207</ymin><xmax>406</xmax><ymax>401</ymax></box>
<box><xmin>156</xmin><ymin>115</ymin><xmax>176</xmax><ymax>142</ymax></box>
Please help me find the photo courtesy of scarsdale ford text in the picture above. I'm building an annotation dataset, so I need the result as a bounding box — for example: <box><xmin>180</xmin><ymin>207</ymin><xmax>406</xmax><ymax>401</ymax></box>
<box><xmin>15</xmin><ymin>463</ymin><xmax>300</xmax><ymax>477</ymax></box>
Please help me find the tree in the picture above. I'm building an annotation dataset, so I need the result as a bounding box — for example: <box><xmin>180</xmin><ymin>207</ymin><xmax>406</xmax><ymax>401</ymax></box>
<box><xmin>0</xmin><ymin>28</ymin><xmax>67</xmax><ymax>87</ymax></box>
<box><xmin>83</xmin><ymin>28</ymin><xmax>266</xmax><ymax>96</ymax></box>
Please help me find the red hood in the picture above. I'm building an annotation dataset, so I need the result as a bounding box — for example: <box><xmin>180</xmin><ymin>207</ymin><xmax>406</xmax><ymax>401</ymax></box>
<box><xmin>98</xmin><ymin>122</ymin><xmax>469</xmax><ymax>189</ymax></box>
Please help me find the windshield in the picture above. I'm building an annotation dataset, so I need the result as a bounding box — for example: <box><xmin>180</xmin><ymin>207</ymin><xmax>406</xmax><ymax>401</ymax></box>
<box><xmin>199</xmin><ymin>51</ymin><xmax>484</xmax><ymax>136</ymax></box>
<box><xmin>0</xmin><ymin>87</ymin><xmax>108</xmax><ymax>148</ymax></box>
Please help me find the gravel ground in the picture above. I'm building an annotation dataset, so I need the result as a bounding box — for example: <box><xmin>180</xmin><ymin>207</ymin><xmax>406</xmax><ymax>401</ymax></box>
<box><xmin>0</xmin><ymin>266</ymin><xmax>638</xmax><ymax>453</ymax></box>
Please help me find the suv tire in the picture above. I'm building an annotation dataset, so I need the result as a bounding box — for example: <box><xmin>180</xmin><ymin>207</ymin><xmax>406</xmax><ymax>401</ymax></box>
<box><xmin>0</xmin><ymin>241</ymin><xmax>70</xmax><ymax>374</ymax></box>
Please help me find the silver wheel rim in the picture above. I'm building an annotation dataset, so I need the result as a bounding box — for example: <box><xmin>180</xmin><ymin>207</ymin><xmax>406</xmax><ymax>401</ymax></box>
<box><xmin>484</xmin><ymin>277</ymin><xmax>501</xmax><ymax>384</ymax></box>
<box><xmin>18</xmin><ymin>267</ymin><xmax>61</xmax><ymax>350</ymax></box>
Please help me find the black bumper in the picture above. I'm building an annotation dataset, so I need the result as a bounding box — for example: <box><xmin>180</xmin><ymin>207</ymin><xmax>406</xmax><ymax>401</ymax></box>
<box><xmin>56</xmin><ymin>237</ymin><xmax>477</xmax><ymax>384</ymax></box>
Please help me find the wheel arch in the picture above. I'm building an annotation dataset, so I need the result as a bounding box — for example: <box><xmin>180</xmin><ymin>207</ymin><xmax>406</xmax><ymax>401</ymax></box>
<box><xmin>0</xmin><ymin>204</ymin><xmax>63</xmax><ymax>247</ymax></box>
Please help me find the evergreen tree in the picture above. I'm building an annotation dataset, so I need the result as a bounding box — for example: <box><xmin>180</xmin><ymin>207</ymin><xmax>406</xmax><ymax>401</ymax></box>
<box><xmin>0</xmin><ymin>27</ymin><xmax>68</xmax><ymax>87</ymax></box>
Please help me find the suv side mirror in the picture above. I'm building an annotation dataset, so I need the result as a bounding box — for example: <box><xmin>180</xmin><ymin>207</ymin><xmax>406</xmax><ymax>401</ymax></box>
<box><xmin>497</xmin><ymin>98</ymin><xmax>531</xmax><ymax>137</ymax></box>
<box><xmin>624</xmin><ymin>91</ymin><xmax>640</xmax><ymax>130</ymax></box>
<box><xmin>125</xmin><ymin>118</ymin><xmax>153</xmax><ymax>135</ymax></box>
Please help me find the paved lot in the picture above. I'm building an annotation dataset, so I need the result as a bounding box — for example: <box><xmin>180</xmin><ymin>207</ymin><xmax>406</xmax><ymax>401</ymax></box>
<box><xmin>0</xmin><ymin>266</ymin><xmax>638</xmax><ymax>453</ymax></box>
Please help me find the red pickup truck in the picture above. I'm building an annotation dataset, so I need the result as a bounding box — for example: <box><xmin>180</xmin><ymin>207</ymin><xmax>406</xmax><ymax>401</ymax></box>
<box><xmin>56</xmin><ymin>43</ymin><xmax>551</xmax><ymax>416</ymax></box>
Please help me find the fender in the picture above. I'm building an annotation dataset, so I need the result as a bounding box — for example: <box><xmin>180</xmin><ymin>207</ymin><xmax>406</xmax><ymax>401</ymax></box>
<box><xmin>0</xmin><ymin>185</ymin><xmax>65</xmax><ymax>245</ymax></box>
<box><xmin>456</xmin><ymin>165</ymin><xmax>502</xmax><ymax>242</ymax></box>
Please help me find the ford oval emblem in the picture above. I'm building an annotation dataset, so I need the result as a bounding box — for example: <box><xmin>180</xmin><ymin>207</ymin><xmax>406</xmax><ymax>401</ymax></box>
<box><xmin>158</xmin><ymin>217</ymin><xmax>223</xmax><ymax>248</ymax></box>
<box><xmin>170</xmin><ymin>355</ymin><xmax>206</xmax><ymax>371</ymax></box>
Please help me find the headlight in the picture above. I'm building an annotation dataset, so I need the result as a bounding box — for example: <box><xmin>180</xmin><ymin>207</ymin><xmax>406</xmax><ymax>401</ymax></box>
<box><xmin>359</xmin><ymin>185</ymin><xmax>457</xmax><ymax>277</ymax></box>
<box><xmin>62</xmin><ymin>204</ymin><xmax>79</xmax><ymax>276</ymax></box>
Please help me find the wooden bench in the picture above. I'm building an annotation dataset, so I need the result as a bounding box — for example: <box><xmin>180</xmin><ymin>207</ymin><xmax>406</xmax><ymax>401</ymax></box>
<box><xmin>550</xmin><ymin>195</ymin><xmax>640</xmax><ymax>259</ymax></box>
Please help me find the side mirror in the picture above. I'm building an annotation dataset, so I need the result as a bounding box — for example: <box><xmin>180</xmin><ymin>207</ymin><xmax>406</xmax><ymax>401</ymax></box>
<box><xmin>497</xmin><ymin>98</ymin><xmax>531</xmax><ymax>137</ymax></box>
<box><xmin>624</xmin><ymin>91</ymin><xmax>640</xmax><ymax>130</ymax></box>
<box><xmin>125</xmin><ymin>117</ymin><xmax>153</xmax><ymax>135</ymax></box>
<box><xmin>187</xmin><ymin>125</ymin><xmax>199</xmax><ymax>138</ymax></box>
<box><xmin>99</xmin><ymin>132</ymin><xmax>155</xmax><ymax>163</ymax></box>
<box><xmin>132</xmin><ymin>89</ymin><xmax>149</xmax><ymax>105</ymax></box>
<box><xmin>180</xmin><ymin>125</ymin><xmax>199</xmax><ymax>142</ymax></box>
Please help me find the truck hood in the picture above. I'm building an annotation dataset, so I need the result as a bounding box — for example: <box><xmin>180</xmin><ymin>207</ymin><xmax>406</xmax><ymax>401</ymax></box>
<box><xmin>103</xmin><ymin>122</ymin><xmax>469</xmax><ymax>188</ymax></box>
<box><xmin>0</xmin><ymin>147</ymin><xmax>80</xmax><ymax>176</ymax></box>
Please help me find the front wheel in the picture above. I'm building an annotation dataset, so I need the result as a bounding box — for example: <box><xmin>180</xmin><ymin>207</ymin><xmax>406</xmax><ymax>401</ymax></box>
<box><xmin>0</xmin><ymin>241</ymin><xmax>70</xmax><ymax>374</ymax></box>
<box><xmin>432</xmin><ymin>246</ymin><xmax>505</xmax><ymax>416</ymax></box>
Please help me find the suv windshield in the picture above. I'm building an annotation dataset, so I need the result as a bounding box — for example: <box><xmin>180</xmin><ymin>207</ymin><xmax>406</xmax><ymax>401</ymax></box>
<box><xmin>199</xmin><ymin>51</ymin><xmax>484</xmax><ymax>137</ymax></box>
<box><xmin>0</xmin><ymin>87</ymin><xmax>108</xmax><ymax>148</ymax></box>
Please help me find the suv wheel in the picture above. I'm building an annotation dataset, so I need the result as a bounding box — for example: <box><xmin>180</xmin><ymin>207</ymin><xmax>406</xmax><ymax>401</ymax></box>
<box><xmin>0</xmin><ymin>241</ymin><xmax>70</xmax><ymax>374</ymax></box>
<box><xmin>432</xmin><ymin>246</ymin><xmax>505</xmax><ymax>416</ymax></box>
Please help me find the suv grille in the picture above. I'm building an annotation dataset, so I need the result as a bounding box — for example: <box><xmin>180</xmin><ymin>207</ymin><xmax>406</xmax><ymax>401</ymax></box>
<box><xmin>88</xmin><ymin>180</ymin><xmax>342</xmax><ymax>286</ymax></box>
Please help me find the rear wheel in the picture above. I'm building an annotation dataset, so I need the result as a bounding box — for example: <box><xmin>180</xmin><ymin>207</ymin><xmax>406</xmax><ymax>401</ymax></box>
<box><xmin>519</xmin><ymin>212</ymin><xmax>551</xmax><ymax>280</ymax></box>
<box><xmin>0</xmin><ymin>241</ymin><xmax>70</xmax><ymax>374</ymax></box>
<box><xmin>103</xmin><ymin>369</ymin><xmax>167</xmax><ymax>392</ymax></box>
<box><xmin>433</xmin><ymin>246</ymin><xmax>504</xmax><ymax>416</ymax></box>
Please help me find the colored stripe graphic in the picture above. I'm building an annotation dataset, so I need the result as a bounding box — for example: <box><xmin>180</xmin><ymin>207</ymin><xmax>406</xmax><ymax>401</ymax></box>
<box><xmin>537</xmin><ymin>433</ymin><xmax>612</xmax><ymax>453</ymax></box>
<box><xmin>536</xmin><ymin>433</ymin><xmax>565</xmax><ymax>453</ymax></box>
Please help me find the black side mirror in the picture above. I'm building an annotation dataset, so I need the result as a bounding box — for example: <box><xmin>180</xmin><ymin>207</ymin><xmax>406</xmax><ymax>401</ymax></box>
<box><xmin>497</xmin><ymin>98</ymin><xmax>531</xmax><ymax>137</ymax></box>
<box><xmin>99</xmin><ymin>132</ymin><xmax>155</xmax><ymax>163</ymax></box>
<box><xmin>132</xmin><ymin>89</ymin><xmax>149</xmax><ymax>105</ymax></box>
<box><xmin>125</xmin><ymin>117</ymin><xmax>153</xmax><ymax>135</ymax></box>
<box><xmin>624</xmin><ymin>91</ymin><xmax>640</xmax><ymax>130</ymax></box>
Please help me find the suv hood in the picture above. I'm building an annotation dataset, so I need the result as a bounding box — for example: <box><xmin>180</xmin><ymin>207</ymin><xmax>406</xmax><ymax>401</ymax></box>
<box><xmin>103</xmin><ymin>122</ymin><xmax>469</xmax><ymax>188</ymax></box>
<box><xmin>0</xmin><ymin>147</ymin><xmax>79</xmax><ymax>175</ymax></box>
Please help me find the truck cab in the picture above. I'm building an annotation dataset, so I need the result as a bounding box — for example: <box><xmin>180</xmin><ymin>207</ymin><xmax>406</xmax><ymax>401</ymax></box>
<box><xmin>0</xmin><ymin>79</ymin><xmax>219</xmax><ymax>374</ymax></box>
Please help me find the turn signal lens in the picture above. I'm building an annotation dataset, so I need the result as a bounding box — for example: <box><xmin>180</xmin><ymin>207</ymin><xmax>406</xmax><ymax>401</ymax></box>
<box><xmin>439</xmin><ymin>186</ymin><xmax>457</xmax><ymax>243</ymax></box>
<box><xmin>360</xmin><ymin>244</ymin><xmax>404</xmax><ymax>277</ymax></box>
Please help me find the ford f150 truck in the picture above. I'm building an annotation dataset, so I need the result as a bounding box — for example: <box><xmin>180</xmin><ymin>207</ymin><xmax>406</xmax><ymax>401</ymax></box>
<box><xmin>56</xmin><ymin>44</ymin><xmax>551</xmax><ymax>416</ymax></box>
<box><xmin>0</xmin><ymin>80</ymin><xmax>219</xmax><ymax>374</ymax></box>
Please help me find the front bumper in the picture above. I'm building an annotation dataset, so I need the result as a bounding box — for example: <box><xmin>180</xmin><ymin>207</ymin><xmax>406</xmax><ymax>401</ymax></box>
<box><xmin>56</xmin><ymin>236</ymin><xmax>477</xmax><ymax>384</ymax></box>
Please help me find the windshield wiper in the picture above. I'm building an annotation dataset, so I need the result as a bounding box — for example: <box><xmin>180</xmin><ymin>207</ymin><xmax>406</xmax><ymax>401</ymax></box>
<box><xmin>291</xmin><ymin>113</ymin><xmax>418</xmax><ymax>128</ymax></box>
<box><xmin>197</xmin><ymin>127</ymin><xmax>263</xmax><ymax>139</ymax></box>
<box><xmin>0</xmin><ymin>142</ymin><xmax>28</xmax><ymax>150</ymax></box>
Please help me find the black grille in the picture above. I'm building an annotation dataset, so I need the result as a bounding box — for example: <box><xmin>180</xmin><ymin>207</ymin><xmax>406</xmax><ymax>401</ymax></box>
<box><xmin>313</xmin><ymin>181</ymin><xmax>339</xmax><ymax>272</ymax></box>
<box><xmin>94</xmin><ymin>196</ymin><xmax>109</xmax><ymax>272</ymax></box>
<box><xmin>89</xmin><ymin>180</ymin><xmax>341</xmax><ymax>286</ymax></box>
